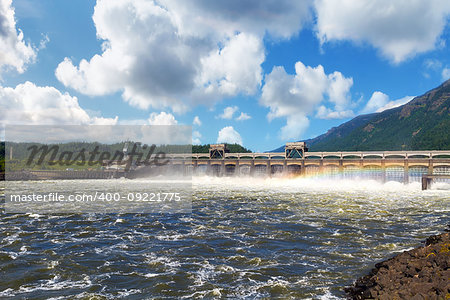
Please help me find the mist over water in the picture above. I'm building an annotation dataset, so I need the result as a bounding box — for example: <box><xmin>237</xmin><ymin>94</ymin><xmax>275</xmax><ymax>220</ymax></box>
<box><xmin>194</xmin><ymin>174</ymin><xmax>450</xmax><ymax>193</ymax></box>
<box><xmin>0</xmin><ymin>176</ymin><xmax>448</xmax><ymax>298</ymax></box>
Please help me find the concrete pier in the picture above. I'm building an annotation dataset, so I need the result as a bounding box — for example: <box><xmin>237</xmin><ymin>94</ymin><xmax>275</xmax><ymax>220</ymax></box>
<box><xmin>422</xmin><ymin>174</ymin><xmax>450</xmax><ymax>190</ymax></box>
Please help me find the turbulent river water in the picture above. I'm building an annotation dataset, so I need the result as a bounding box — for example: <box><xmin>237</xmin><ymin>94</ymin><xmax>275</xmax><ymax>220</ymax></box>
<box><xmin>0</xmin><ymin>177</ymin><xmax>449</xmax><ymax>299</ymax></box>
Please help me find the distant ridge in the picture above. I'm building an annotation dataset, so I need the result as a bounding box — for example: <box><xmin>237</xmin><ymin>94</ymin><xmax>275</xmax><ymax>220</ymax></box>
<box><xmin>271</xmin><ymin>79</ymin><xmax>450</xmax><ymax>152</ymax></box>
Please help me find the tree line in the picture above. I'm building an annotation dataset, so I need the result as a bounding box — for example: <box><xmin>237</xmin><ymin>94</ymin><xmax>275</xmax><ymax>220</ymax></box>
<box><xmin>0</xmin><ymin>141</ymin><xmax>252</xmax><ymax>172</ymax></box>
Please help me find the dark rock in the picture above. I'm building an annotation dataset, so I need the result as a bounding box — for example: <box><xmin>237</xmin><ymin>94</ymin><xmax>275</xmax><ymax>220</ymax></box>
<box><xmin>345</xmin><ymin>231</ymin><xmax>450</xmax><ymax>299</ymax></box>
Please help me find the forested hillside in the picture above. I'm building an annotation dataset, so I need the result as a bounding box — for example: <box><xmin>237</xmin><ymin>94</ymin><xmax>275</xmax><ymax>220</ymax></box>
<box><xmin>272</xmin><ymin>79</ymin><xmax>450</xmax><ymax>152</ymax></box>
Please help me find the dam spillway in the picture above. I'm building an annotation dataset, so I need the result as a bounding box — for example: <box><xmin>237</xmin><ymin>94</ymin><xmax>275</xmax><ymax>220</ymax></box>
<box><xmin>4</xmin><ymin>142</ymin><xmax>450</xmax><ymax>186</ymax></box>
<box><xmin>167</xmin><ymin>148</ymin><xmax>450</xmax><ymax>185</ymax></box>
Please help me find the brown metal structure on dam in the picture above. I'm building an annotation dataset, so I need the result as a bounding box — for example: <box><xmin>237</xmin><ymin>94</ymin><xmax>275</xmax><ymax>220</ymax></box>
<box><xmin>168</xmin><ymin>143</ymin><xmax>450</xmax><ymax>185</ymax></box>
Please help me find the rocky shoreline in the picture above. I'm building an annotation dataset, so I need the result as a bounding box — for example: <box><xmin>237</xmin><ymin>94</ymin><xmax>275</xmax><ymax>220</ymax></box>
<box><xmin>345</xmin><ymin>230</ymin><xmax>450</xmax><ymax>299</ymax></box>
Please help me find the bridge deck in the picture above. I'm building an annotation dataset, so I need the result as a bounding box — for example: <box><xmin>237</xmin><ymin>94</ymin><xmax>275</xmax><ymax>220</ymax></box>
<box><xmin>181</xmin><ymin>150</ymin><xmax>450</xmax><ymax>160</ymax></box>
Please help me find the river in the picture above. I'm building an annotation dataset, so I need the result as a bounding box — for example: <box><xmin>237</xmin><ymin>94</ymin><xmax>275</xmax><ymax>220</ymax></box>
<box><xmin>0</xmin><ymin>177</ymin><xmax>449</xmax><ymax>299</ymax></box>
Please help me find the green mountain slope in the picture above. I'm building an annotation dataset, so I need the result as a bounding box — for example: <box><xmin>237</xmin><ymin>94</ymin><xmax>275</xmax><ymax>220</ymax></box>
<box><xmin>307</xmin><ymin>79</ymin><xmax>450</xmax><ymax>151</ymax></box>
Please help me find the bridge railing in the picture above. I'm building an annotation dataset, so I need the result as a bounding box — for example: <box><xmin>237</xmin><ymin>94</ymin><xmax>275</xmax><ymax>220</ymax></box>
<box><xmin>181</xmin><ymin>150</ymin><xmax>450</xmax><ymax>160</ymax></box>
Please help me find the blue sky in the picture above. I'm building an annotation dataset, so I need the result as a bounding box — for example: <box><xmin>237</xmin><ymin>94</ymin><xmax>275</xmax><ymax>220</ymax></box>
<box><xmin>1</xmin><ymin>0</ymin><xmax>449</xmax><ymax>151</ymax></box>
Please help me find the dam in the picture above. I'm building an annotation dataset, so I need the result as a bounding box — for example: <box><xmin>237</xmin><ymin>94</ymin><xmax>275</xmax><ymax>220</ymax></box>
<box><xmin>168</xmin><ymin>143</ymin><xmax>450</xmax><ymax>186</ymax></box>
<box><xmin>3</xmin><ymin>142</ymin><xmax>450</xmax><ymax>188</ymax></box>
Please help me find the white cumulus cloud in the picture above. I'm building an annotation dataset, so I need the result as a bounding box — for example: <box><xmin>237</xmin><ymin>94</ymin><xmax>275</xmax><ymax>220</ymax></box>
<box><xmin>442</xmin><ymin>67</ymin><xmax>450</xmax><ymax>81</ymax></box>
<box><xmin>361</xmin><ymin>91</ymin><xmax>414</xmax><ymax>114</ymax></box>
<box><xmin>361</xmin><ymin>91</ymin><xmax>389</xmax><ymax>114</ymax></box>
<box><xmin>315</xmin><ymin>0</ymin><xmax>450</xmax><ymax>63</ymax></box>
<box><xmin>0</xmin><ymin>81</ymin><xmax>117</xmax><ymax>125</ymax></box>
<box><xmin>316</xmin><ymin>106</ymin><xmax>354</xmax><ymax>119</ymax></box>
<box><xmin>55</xmin><ymin>0</ymin><xmax>312</xmax><ymax>113</ymax></box>
<box><xmin>0</xmin><ymin>0</ymin><xmax>36</xmax><ymax>75</ymax></box>
<box><xmin>163</xmin><ymin>0</ymin><xmax>312</xmax><ymax>39</ymax></box>
<box><xmin>193</xmin><ymin>116</ymin><xmax>202</xmax><ymax>126</ymax></box>
<box><xmin>280</xmin><ymin>116</ymin><xmax>310</xmax><ymax>142</ymax></box>
<box><xmin>217</xmin><ymin>126</ymin><xmax>242</xmax><ymax>145</ymax></box>
<box><xmin>375</xmin><ymin>95</ymin><xmax>414</xmax><ymax>113</ymax></box>
<box><xmin>218</xmin><ymin>106</ymin><xmax>239</xmax><ymax>119</ymax></box>
<box><xmin>148</xmin><ymin>112</ymin><xmax>178</xmax><ymax>125</ymax></box>
<box><xmin>236</xmin><ymin>112</ymin><xmax>251</xmax><ymax>121</ymax></box>
<box><xmin>260</xmin><ymin>61</ymin><xmax>354</xmax><ymax>140</ymax></box>
<box><xmin>195</xmin><ymin>32</ymin><xmax>264</xmax><ymax>100</ymax></box>
<box><xmin>192</xmin><ymin>130</ymin><xmax>202</xmax><ymax>145</ymax></box>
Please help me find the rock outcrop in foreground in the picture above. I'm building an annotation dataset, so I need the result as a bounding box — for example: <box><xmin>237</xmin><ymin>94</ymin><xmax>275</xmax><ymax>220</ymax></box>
<box><xmin>345</xmin><ymin>231</ymin><xmax>450</xmax><ymax>299</ymax></box>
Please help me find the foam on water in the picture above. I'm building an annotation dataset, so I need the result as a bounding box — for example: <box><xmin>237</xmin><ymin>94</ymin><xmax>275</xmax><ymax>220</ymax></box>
<box><xmin>0</xmin><ymin>275</ymin><xmax>93</xmax><ymax>297</ymax></box>
<box><xmin>193</xmin><ymin>175</ymin><xmax>449</xmax><ymax>195</ymax></box>
<box><xmin>0</xmin><ymin>176</ymin><xmax>448</xmax><ymax>298</ymax></box>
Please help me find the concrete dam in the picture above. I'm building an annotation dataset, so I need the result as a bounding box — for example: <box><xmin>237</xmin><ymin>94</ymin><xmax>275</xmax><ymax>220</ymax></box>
<box><xmin>4</xmin><ymin>143</ymin><xmax>450</xmax><ymax>188</ymax></box>
<box><xmin>169</xmin><ymin>143</ymin><xmax>450</xmax><ymax>188</ymax></box>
